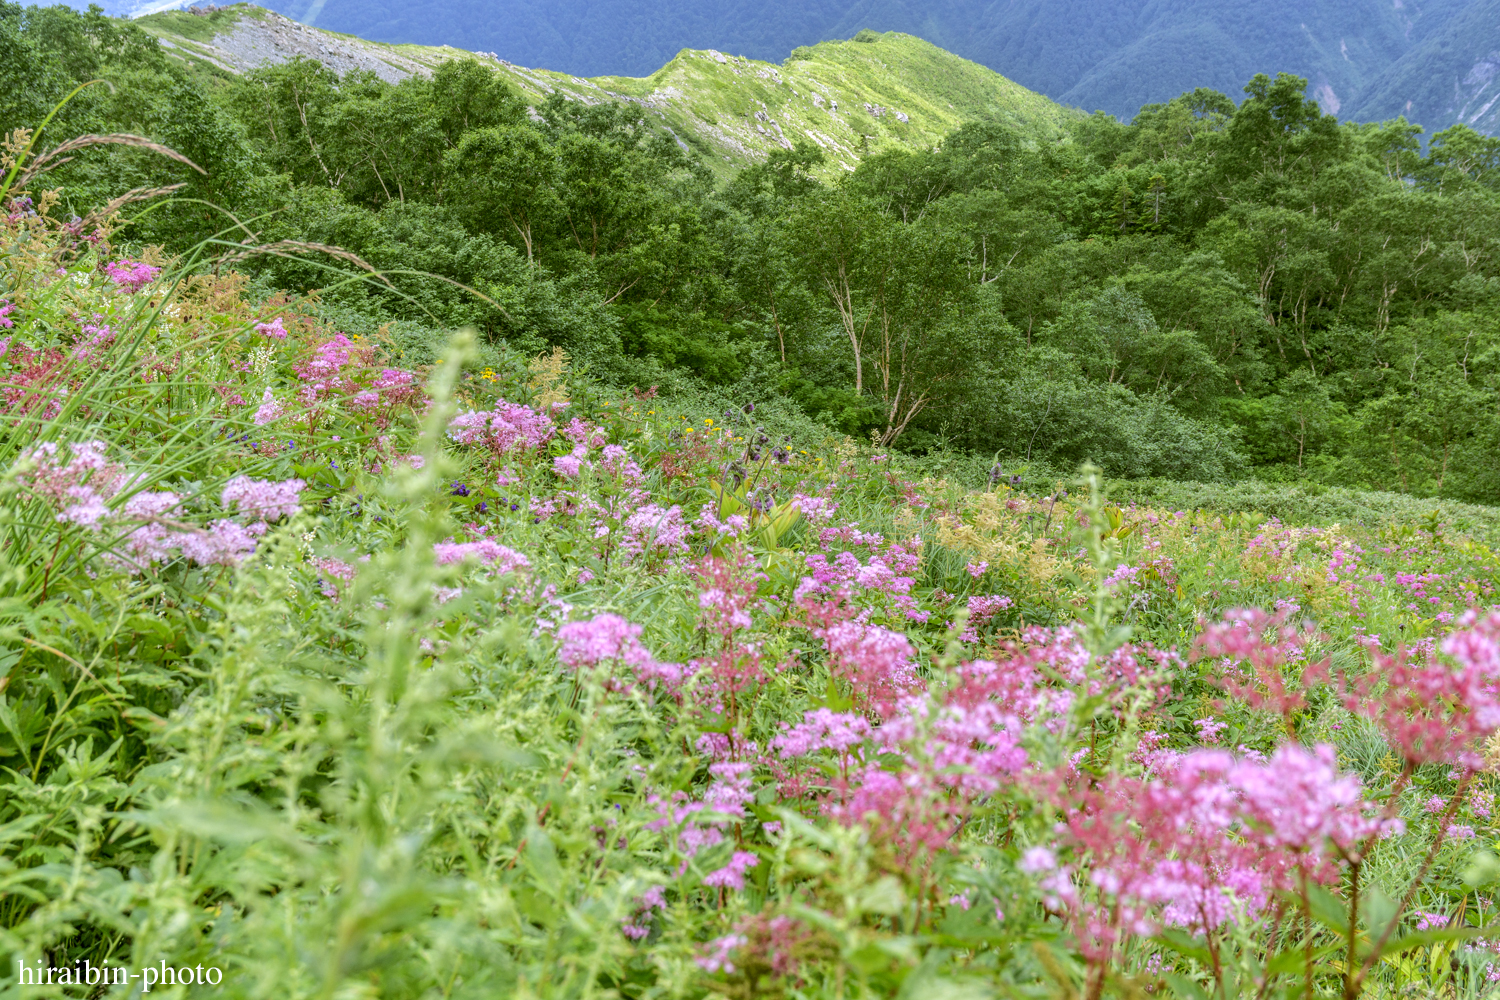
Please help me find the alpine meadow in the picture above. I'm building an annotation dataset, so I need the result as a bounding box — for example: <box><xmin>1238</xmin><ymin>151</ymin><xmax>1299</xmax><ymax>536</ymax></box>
<box><xmin>7</xmin><ymin>3</ymin><xmax>1500</xmax><ymax>999</ymax></box>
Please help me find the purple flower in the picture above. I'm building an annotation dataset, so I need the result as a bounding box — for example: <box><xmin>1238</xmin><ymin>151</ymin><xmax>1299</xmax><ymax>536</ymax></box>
<box><xmin>254</xmin><ymin>317</ymin><xmax>288</xmax><ymax>340</ymax></box>
<box><xmin>432</xmin><ymin>539</ymin><xmax>530</xmax><ymax>575</ymax></box>
<box><xmin>702</xmin><ymin>851</ymin><xmax>759</xmax><ymax>890</ymax></box>
<box><xmin>104</xmin><ymin>260</ymin><xmax>160</xmax><ymax>293</ymax></box>
<box><xmin>252</xmin><ymin>389</ymin><xmax>284</xmax><ymax>426</ymax></box>
<box><xmin>177</xmin><ymin>520</ymin><xmax>259</xmax><ymax>566</ymax></box>
<box><xmin>221</xmin><ymin>476</ymin><xmax>305</xmax><ymax>522</ymax></box>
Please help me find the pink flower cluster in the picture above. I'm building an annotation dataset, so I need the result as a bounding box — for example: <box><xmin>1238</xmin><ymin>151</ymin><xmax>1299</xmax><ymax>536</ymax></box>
<box><xmin>448</xmin><ymin>398</ymin><xmax>555</xmax><ymax>455</ymax></box>
<box><xmin>351</xmin><ymin>369</ymin><xmax>422</xmax><ymax>412</ymax></box>
<box><xmin>252</xmin><ymin>388</ymin><xmax>284</xmax><ymax>426</ymax></box>
<box><xmin>313</xmin><ymin>557</ymin><xmax>356</xmax><ymax>599</ymax></box>
<box><xmin>819</xmin><ymin>622</ymin><xmax>920</xmax><ymax>716</ymax></box>
<box><xmin>222</xmin><ymin>475</ymin><xmax>305</xmax><ymax>521</ymax></box>
<box><xmin>19</xmin><ymin>440</ymin><xmax>123</xmax><ymax>527</ymax></box>
<box><xmin>296</xmin><ymin>333</ymin><xmax>354</xmax><ymax>382</ymax></box>
<box><xmin>619</xmin><ymin>504</ymin><xmax>689</xmax><ymax>562</ymax></box>
<box><xmin>1348</xmin><ymin>610</ymin><xmax>1500</xmax><ymax>765</ymax></box>
<box><xmin>16</xmin><ymin>444</ymin><xmax>304</xmax><ymax>570</ymax></box>
<box><xmin>621</xmin><ymin>886</ymin><xmax>667</xmax><ymax>941</ymax></box>
<box><xmin>794</xmin><ymin>535</ymin><xmax>924</xmax><ymax>626</ymax></box>
<box><xmin>1193</xmin><ymin>608</ymin><xmax>1328</xmax><ymax>725</ymax></box>
<box><xmin>1036</xmin><ymin>743</ymin><xmax>1394</xmax><ymax>959</ymax></box>
<box><xmin>432</xmin><ymin>538</ymin><xmax>530</xmax><ymax>575</ymax></box>
<box><xmin>555</xmin><ymin>612</ymin><xmax>684</xmax><ymax>692</ymax></box>
<box><xmin>104</xmin><ymin>260</ymin><xmax>160</xmax><ymax>293</ymax></box>
<box><xmin>790</xmin><ymin>492</ymin><xmax>838</xmax><ymax>523</ymax></box>
<box><xmin>648</xmin><ymin>761</ymin><xmax>760</xmax><ymax>886</ymax></box>
<box><xmin>72</xmin><ymin>321</ymin><xmax>115</xmax><ymax>362</ymax></box>
<box><xmin>771</xmin><ymin>708</ymin><xmax>871</xmax><ymax>760</ymax></box>
<box><xmin>253</xmin><ymin>317</ymin><xmax>288</xmax><ymax>340</ymax></box>
<box><xmin>959</xmin><ymin>594</ymin><xmax>1014</xmax><ymax>640</ymax></box>
<box><xmin>695</xmin><ymin>554</ymin><xmax>763</xmax><ymax>639</ymax></box>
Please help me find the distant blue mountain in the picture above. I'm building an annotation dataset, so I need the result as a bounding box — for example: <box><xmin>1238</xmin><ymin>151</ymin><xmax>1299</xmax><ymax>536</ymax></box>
<box><xmin>78</xmin><ymin>0</ymin><xmax>1500</xmax><ymax>132</ymax></box>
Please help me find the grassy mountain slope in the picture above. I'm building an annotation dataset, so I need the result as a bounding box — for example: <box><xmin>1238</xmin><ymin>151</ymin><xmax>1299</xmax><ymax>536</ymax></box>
<box><xmin>134</xmin><ymin>6</ymin><xmax>1080</xmax><ymax>177</ymax></box>
<box><xmin>222</xmin><ymin>0</ymin><xmax>1500</xmax><ymax>134</ymax></box>
<box><xmin>585</xmin><ymin>31</ymin><xmax>1078</xmax><ymax>174</ymax></box>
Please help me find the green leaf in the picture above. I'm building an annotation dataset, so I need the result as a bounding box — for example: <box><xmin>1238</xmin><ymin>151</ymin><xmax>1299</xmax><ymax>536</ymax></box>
<box><xmin>1371</xmin><ymin>924</ymin><xmax>1494</xmax><ymax>959</ymax></box>
<box><xmin>1154</xmin><ymin>928</ymin><xmax>1212</xmax><ymax>965</ymax></box>
<box><xmin>1305</xmin><ymin>883</ymin><xmax>1350</xmax><ymax>935</ymax></box>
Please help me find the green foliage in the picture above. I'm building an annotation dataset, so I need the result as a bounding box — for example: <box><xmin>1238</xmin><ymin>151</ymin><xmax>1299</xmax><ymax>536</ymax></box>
<box><xmin>6</xmin><ymin>8</ymin><xmax>1500</xmax><ymax>503</ymax></box>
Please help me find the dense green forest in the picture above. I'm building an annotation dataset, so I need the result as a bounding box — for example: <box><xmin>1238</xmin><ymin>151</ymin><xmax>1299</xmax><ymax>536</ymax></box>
<box><xmin>6</xmin><ymin>3</ymin><xmax>1500</xmax><ymax>500</ymax></box>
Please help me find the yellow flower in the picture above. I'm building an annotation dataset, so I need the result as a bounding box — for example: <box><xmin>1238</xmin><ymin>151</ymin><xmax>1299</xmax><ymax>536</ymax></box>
<box><xmin>685</xmin><ymin>428</ymin><xmax>694</xmax><ymax>433</ymax></box>
<box><xmin>648</xmin><ymin>410</ymin><xmax>656</xmax><ymax>415</ymax></box>
<box><xmin>705</xmin><ymin>418</ymin><xmax>714</xmax><ymax>425</ymax></box>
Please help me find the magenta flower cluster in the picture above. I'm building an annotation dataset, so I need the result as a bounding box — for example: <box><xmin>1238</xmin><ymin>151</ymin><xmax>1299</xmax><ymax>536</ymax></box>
<box><xmin>103</xmin><ymin>260</ymin><xmax>160</xmax><ymax>293</ymax></box>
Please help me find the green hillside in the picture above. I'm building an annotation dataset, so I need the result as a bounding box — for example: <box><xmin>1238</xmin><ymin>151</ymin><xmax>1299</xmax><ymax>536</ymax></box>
<box><xmin>582</xmin><ymin>31</ymin><xmax>1079</xmax><ymax>175</ymax></box>
<box><xmin>134</xmin><ymin>6</ymin><xmax>1079</xmax><ymax>178</ymax></box>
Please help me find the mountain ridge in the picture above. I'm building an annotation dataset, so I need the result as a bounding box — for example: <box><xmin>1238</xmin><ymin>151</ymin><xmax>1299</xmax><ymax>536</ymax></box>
<box><xmin>81</xmin><ymin>0</ymin><xmax>1500</xmax><ymax>135</ymax></box>
<box><xmin>162</xmin><ymin>0</ymin><xmax>1498</xmax><ymax>135</ymax></box>
<box><xmin>133</xmin><ymin>5</ymin><xmax>1081</xmax><ymax>178</ymax></box>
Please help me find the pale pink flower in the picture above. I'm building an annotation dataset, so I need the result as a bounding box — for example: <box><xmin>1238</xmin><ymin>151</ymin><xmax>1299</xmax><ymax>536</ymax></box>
<box><xmin>556</xmin><ymin>613</ymin><xmax>654</xmax><ymax>671</ymax></box>
<box><xmin>703</xmin><ymin>851</ymin><xmax>759</xmax><ymax>890</ymax></box>
<box><xmin>1195</xmin><ymin>717</ymin><xmax>1227</xmax><ymax>745</ymax></box>
<box><xmin>177</xmin><ymin>520</ymin><xmax>259</xmax><ymax>566</ymax></box>
<box><xmin>772</xmin><ymin>709</ymin><xmax>872</xmax><ymax>758</ymax></box>
<box><xmin>696</xmin><ymin>934</ymin><xmax>747</xmax><ymax>974</ymax></box>
<box><xmin>254</xmin><ymin>317</ymin><xmax>288</xmax><ymax>340</ymax></box>
<box><xmin>619</xmin><ymin>504</ymin><xmax>689</xmax><ymax>561</ymax></box>
<box><xmin>252</xmin><ymin>388</ymin><xmax>284</xmax><ymax>425</ymax></box>
<box><xmin>820</xmin><ymin>621</ymin><xmax>920</xmax><ymax>715</ymax></box>
<box><xmin>221</xmin><ymin>476</ymin><xmax>305</xmax><ymax>522</ymax></box>
<box><xmin>432</xmin><ymin>539</ymin><xmax>530</xmax><ymax>575</ymax></box>
<box><xmin>448</xmin><ymin>399</ymin><xmax>555</xmax><ymax>454</ymax></box>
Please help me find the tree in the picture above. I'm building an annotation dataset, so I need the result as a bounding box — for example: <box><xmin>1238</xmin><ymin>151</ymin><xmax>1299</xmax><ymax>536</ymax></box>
<box><xmin>445</xmin><ymin>125</ymin><xmax>557</xmax><ymax>260</ymax></box>
<box><xmin>865</xmin><ymin>222</ymin><xmax>976</xmax><ymax>443</ymax></box>
<box><xmin>782</xmin><ymin>190</ymin><xmax>894</xmax><ymax>397</ymax></box>
<box><xmin>1270</xmin><ymin>369</ymin><xmax>1337</xmax><ymax>468</ymax></box>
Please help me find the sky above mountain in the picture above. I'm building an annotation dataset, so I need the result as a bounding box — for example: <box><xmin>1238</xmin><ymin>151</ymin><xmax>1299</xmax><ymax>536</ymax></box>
<box><xmin>76</xmin><ymin>0</ymin><xmax>1500</xmax><ymax>133</ymax></box>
